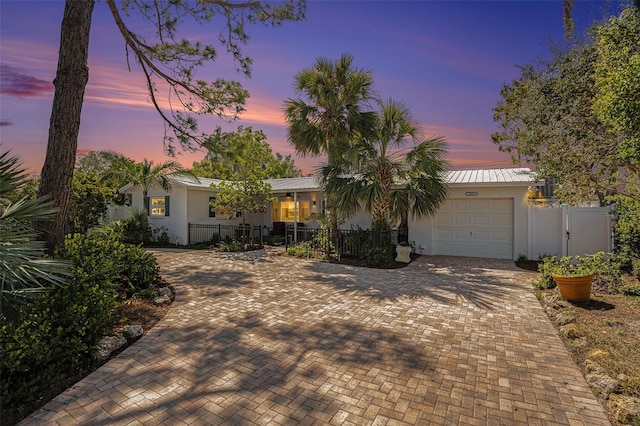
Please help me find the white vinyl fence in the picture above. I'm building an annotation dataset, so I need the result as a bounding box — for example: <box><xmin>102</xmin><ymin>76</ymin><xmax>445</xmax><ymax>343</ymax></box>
<box><xmin>105</xmin><ymin>205</ymin><xmax>133</xmax><ymax>223</ymax></box>
<box><xmin>528</xmin><ymin>205</ymin><xmax>613</xmax><ymax>259</ymax></box>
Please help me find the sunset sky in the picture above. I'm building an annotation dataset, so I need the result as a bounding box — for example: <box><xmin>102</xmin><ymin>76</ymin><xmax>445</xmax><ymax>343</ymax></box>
<box><xmin>0</xmin><ymin>0</ymin><xmax>620</xmax><ymax>176</ymax></box>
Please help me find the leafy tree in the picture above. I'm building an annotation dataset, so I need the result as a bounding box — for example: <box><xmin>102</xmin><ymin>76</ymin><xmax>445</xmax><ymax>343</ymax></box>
<box><xmin>107</xmin><ymin>156</ymin><xmax>197</xmax><ymax>215</ymax></box>
<box><xmin>266</xmin><ymin>152</ymin><xmax>302</xmax><ymax>179</ymax></box>
<box><xmin>593</xmin><ymin>6</ymin><xmax>640</xmax><ymax>173</ymax></box>
<box><xmin>67</xmin><ymin>171</ymin><xmax>112</xmax><ymax>234</ymax></box>
<box><xmin>38</xmin><ymin>0</ymin><xmax>305</xmax><ymax>251</ymax></box>
<box><xmin>0</xmin><ymin>151</ymin><xmax>70</xmax><ymax>317</ymax></box>
<box><xmin>492</xmin><ymin>39</ymin><xmax>630</xmax><ymax>204</ymax></box>
<box><xmin>192</xmin><ymin>127</ymin><xmax>301</xmax><ymax>179</ymax></box>
<box><xmin>283</xmin><ymin>53</ymin><xmax>377</xmax><ymax>251</ymax></box>
<box><xmin>209</xmin><ymin>128</ymin><xmax>276</xmax><ymax>243</ymax></box>
<box><xmin>612</xmin><ymin>196</ymin><xmax>640</xmax><ymax>262</ymax></box>
<box><xmin>326</xmin><ymin>99</ymin><xmax>448</xmax><ymax>227</ymax></box>
<box><xmin>75</xmin><ymin>150</ymin><xmax>132</xmax><ymax>205</ymax></box>
<box><xmin>75</xmin><ymin>150</ymin><xmax>122</xmax><ymax>176</ymax></box>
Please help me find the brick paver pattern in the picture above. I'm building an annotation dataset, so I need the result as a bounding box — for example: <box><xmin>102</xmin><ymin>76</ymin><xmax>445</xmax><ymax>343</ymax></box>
<box><xmin>21</xmin><ymin>249</ymin><xmax>611</xmax><ymax>425</ymax></box>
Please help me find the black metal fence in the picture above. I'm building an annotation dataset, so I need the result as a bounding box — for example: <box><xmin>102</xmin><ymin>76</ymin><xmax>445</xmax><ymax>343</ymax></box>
<box><xmin>188</xmin><ymin>223</ymin><xmax>263</xmax><ymax>247</ymax></box>
<box><xmin>284</xmin><ymin>226</ymin><xmax>401</xmax><ymax>260</ymax></box>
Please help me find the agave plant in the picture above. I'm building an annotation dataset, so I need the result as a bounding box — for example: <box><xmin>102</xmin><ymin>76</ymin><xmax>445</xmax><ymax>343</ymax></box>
<box><xmin>0</xmin><ymin>151</ymin><xmax>70</xmax><ymax>315</ymax></box>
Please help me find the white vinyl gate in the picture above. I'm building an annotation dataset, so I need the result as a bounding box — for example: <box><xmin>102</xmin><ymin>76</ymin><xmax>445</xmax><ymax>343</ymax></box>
<box><xmin>528</xmin><ymin>206</ymin><xmax>612</xmax><ymax>259</ymax></box>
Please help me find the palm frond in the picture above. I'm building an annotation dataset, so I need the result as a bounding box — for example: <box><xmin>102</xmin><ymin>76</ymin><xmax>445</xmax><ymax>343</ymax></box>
<box><xmin>0</xmin><ymin>150</ymin><xmax>71</xmax><ymax>313</ymax></box>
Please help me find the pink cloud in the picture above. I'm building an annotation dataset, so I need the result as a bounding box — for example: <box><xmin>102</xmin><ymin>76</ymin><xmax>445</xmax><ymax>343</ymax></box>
<box><xmin>0</xmin><ymin>121</ymin><xmax>14</xmax><ymax>127</ymax></box>
<box><xmin>0</xmin><ymin>63</ymin><xmax>53</xmax><ymax>98</ymax></box>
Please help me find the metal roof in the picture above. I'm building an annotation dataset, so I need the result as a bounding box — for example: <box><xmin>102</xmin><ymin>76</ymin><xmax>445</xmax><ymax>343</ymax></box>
<box><xmin>122</xmin><ymin>168</ymin><xmax>536</xmax><ymax>193</ymax></box>
<box><xmin>445</xmin><ymin>168</ymin><xmax>536</xmax><ymax>185</ymax></box>
<box><xmin>165</xmin><ymin>175</ymin><xmax>321</xmax><ymax>192</ymax></box>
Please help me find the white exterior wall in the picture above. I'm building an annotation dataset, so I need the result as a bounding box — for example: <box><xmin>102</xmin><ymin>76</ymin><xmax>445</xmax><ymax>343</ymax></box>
<box><xmin>409</xmin><ymin>185</ymin><xmax>530</xmax><ymax>260</ymax></box>
<box><xmin>145</xmin><ymin>185</ymin><xmax>189</xmax><ymax>245</ymax></box>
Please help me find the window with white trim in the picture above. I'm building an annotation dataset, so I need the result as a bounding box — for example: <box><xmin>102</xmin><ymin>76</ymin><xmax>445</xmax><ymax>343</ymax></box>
<box><xmin>149</xmin><ymin>196</ymin><xmax>170</xmax><ymax>216</ymax></box>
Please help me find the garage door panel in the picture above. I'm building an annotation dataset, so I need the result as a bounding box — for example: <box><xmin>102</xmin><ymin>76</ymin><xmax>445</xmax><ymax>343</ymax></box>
<box><xmin>472</xmin><ymin>200</ymin><xmax>491</xmax><ymax>213</ymax></box>
<box><xmin>472</xmin><ymin>231</ymin><xmax>490</xmax><ymax>240</ymax></box>
<box><xmin>491</xmin><ymin>215</ymin><xmax>513</xmax><ymax>227</ymax></box>
<box><xmin>435</xmin><ymin>215</ymin><xmax>454</xmax><ymax>226</ymax></box>
<box><xmin>454</xmin><ymin>216</ymin><xmax>471</xmax><ymax>226</ymax></box>
<box><xmin>490</xmin><ymin>231</ymin><xmax>511</xmax><ymax>242</ymax></box>
<box><xmin>436</xmin><ymin>229</ymin><xmax>453</xmax><ymax>239</ymax></box>
<box><xmin>433</xmin><ymin>198</ymin><xmax>514</xmax><ymax>259</ymax></box>
<box><xmin>452</xmin><ymin>200</ymin><xmax>471</xmax><ymax>211</ymax></box>
<box><xmin>491</xmin><ymin>200</ymin><xmax>513</xmax><ymax>213</ymax></box>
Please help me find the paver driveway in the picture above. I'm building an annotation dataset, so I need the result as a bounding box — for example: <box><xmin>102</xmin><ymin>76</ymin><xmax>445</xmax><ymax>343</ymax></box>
<box><xmin>22</xmin><ymin>249</ymin><xmax>610</xmax><ymax>425</ymax></box>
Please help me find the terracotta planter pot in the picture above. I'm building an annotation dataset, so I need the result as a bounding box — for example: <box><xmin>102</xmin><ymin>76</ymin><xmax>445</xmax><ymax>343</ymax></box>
<box><xmin>552</xmin><ymin>273</ymin><xmax>593</xmax><ymax>303</ymax></box>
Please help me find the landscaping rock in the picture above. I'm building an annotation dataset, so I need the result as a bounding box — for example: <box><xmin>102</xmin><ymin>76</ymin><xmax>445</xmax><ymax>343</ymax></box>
<box><xmin>540</xmin><ymin>294</ymin><xmax>571</xmax><ymax>311</ymax></box>
<box><xmin>542</xmin><ymin>294</ymin><xmax>561</xmax><ymax>305</ymax></box>
<box><xmin>585</xmin><ymin>359</ymin><xmax>605</xmax><ymax>375</ymax></box>
<box><xmin>153</xmin><ymin>294</ymin><xmax>172</xmax><ymax>306</ymax></box>
<box><xmin>158</xmin><ymin>286</ymin><xmax>174</xmax><ymax>301</ymax></box>
<box><xmin>586</xmin><ymin>348</ymin><xmax>611</xmax><ymax>362</ymax></box>
<box><xmin>586</xmin><ymin>372</ymin><xmax>619</xmax><ymax>400</ymax></box>
<box><xmin>123</xmin><ymin>325</ymin><xmax>144</xmax><ymax>342</ymax></box>
<box><xmin>554</xmin><ymin>312</ymin><xmax>576</xmax><ymax>326</ymax></box>
<box><xmin>608</xmin><ymin>394</ymin><xmax>640</xmax><ymax>425</ymax></box>
<box><xmin>92</xmin><ymin>336</ymin><xmax>127</xmax><ymax>363</ymax></box>
<box><xmin>560</xmin><ymin>323</ymin><xmax>582</xmax><ymax>339</ymax></box>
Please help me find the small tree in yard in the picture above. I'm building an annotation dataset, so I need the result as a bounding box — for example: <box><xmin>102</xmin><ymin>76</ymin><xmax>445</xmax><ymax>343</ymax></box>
<box><xmin>209</xmin><ymin>127</ymin><xmax>276</xmax><ymax>246</ymax></box>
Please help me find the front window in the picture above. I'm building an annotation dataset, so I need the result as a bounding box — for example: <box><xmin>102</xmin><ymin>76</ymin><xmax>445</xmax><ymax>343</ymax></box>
<box><xmin>209</xmin><ymin>197</ymin><xmax>240</xmax><ymax>219</ymax></box>
<box><xmin>272</xmin><ymin>201</ymin><xmax>309</xmax><ymax>222</ymax></box>
<box><xmin>150</xmin><ymin>197</ymin><xmax>166</xmax><ymax>216</ymax></box>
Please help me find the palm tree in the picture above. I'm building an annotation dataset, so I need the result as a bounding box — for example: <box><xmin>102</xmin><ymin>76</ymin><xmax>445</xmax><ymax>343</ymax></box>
<box><xmin>109</xmin><ymin>157</ymin><xmax>197</xmax><ymax>215</ymax></box>
<box><xmin>283</xmin><ymin>53</ymin><xmax>377</xmax><ymax>250</ymax></box>
<box><xmin>326</xmin><ymin>98</ymin><xmax>449</xmax><ymax>233</ymax></box>
<box><xmin>0</xmin><ymin>151</ymin><xmax>70</xmax><ymax>317</ymax></box>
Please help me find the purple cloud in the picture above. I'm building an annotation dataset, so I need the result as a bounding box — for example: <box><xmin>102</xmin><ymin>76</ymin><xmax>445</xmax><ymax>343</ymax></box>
<box><xmin>0</xmin><ymin>63</ymin><xmax>53</xmax><ymax>98</ymax></box>
<box><xmin>0</xmin><ymin>121</ymin><xmax>14</xmax><ymax>126</ymax></box>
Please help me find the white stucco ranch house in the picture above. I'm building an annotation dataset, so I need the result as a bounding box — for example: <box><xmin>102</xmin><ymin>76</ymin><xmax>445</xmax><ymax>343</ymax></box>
<box><xmin>120</xmin><ymin>167</ymin><xmax>556</xmax><ymax>260</ymax></box>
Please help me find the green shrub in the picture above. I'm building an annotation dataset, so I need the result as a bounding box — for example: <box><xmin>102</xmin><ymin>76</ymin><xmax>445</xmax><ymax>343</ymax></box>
<box><xmin>264</xmin><ymin>235</ymin><xmax>285</xmax><ymax>246</ymax></box>
<box><xmin>61</xmin><ymin>233</ymin><xmax>160</xmax><ymax>296</ymax></box>
<box><xmin>1</xmin><ymin>276</ymin><xmax>117</xmax><ymax>422</ymax></box>
<box><xmin>218</xmin><ymin>240</ymin><xmax>242</xmax><ymax>252</ymax></box>
<box><xmin>287</xmin><ymin>241</ymin><xmax>319</xmax><ymax>258</ymax></box>
<box><xmin>579</xmin><ymin>252</ymin><xmax>622</xmax><ymax>289</ymax></box>
<box><xmin>153</xmin><ymin>226</ymin><xmax>170</xmax><ymax>244</ymax></box>
<box><xmin>536</xmin><ymin>256</ymin><xmax>561</xmax><ymax>289</ymax></box>
<box><xmin>366</xmin><ymin>245</ymin><xmax>393</xmax><ymax>267</ymax></box>
<box><xmin>632</xmin><ymin>259</ymin><xmax>640</xmax><ymax>279</ymax></box>
<box><xmin>618</xmin><ymin>284</ymin><xmax>640</xmax><ymax>296</ymax></box>
<box><xmin>121</xmin><ymin>211</ymin><xmax>153</xmax><ymax>245</ymax></box>
<box><xmin>613</xmin><ymin>198</ymin><xmax>640</xmax><ymax>263</ymax></box>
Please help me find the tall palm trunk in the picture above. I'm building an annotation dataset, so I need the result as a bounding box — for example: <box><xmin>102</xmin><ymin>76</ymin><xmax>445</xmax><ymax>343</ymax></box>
<box><xmin>325</xmin><ymin>150</ymin><xmax>341</xmax><ymax>258</ymax></box>
<box><xmin>38</xmin><ymin>0</ymin><xmax>95</xmax><ymax>252</ymax></box>
<box><xmin>142</xmin><ymin>190</ymin><xmax>149</xmax><ymax>216</ymax></box>
<box><xmin>371</xmin><ymin>165</ymin><xmax>392</xmax><ymax>225</ymax></box>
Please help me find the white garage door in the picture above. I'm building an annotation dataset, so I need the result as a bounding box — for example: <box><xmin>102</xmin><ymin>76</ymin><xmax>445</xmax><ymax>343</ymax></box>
<box><xmin>433</xmin><ymin>198</ymin><xmax>514</xmax><ymax>259</ymax></box>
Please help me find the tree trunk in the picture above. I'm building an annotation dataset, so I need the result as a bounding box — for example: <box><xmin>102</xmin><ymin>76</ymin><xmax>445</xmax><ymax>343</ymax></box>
<box><xmin>38</xmin><ymin>0</ymin><xmax>94</xmax><ymax>253</ymax></box>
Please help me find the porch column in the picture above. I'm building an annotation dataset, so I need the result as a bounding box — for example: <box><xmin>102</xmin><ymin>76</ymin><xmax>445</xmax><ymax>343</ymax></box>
<box><xmin>293</xmin><ymin>191</ymin><xmax>298</xmax><ymax>243</ymax></box>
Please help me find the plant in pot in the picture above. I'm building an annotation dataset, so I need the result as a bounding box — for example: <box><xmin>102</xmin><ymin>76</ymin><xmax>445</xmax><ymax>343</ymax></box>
<box><xmin>538</xmin><ymin>255</ymin><xmax>593</xmax><ymax>303</ymax></box>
